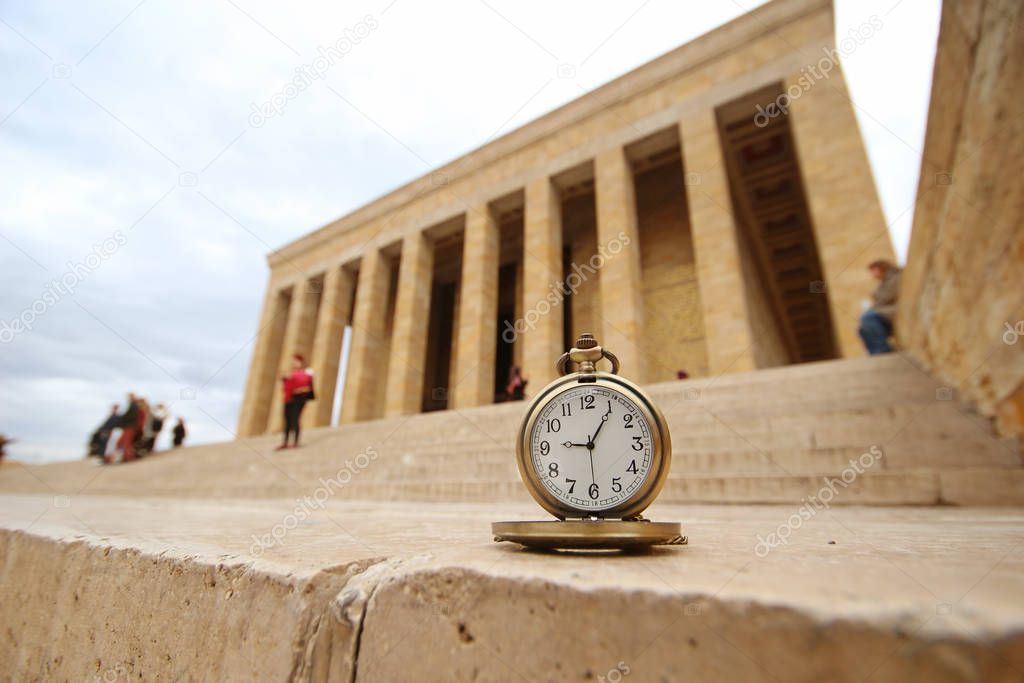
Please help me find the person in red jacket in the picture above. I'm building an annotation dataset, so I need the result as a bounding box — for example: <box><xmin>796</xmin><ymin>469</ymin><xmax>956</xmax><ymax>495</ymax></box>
<box><xmin>111</xmin><ymin>393</ymin><xmax>140</xmax><ymax>464</ymax></box>
<box><xmin>276</xmin><ymin>354</ymin><xmax>314</xmax><ymax>450</ymax></box>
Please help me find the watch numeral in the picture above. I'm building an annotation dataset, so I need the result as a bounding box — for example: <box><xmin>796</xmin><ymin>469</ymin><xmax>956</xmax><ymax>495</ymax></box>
<box><xmin>546</xmin><ymin>418</ymin><xmax>561</xmax><ymax>433</ymax></box>
<box><xmin>626</xmin><ymin>459</ymin><xmax>638</xmax><ymax>474</ymax></box>
<box><xmin>612</xmin><ymin>477</ymin><xmax>622</xmax><ymax>493</ymax></box>
<box><xmin>588</xmin><ymin>483</ymin><xmax>600</xmax><ymax>499</ymax></box>
<box><xmin>561</xmin><ymin>403</ymin><xmax>572</xmax><ymax>417</ymax></box>
<box><xmin>623</xmin><ymin>413</ymin><xmax>634</xmax><ymax>428</ymax></box>
<box><xmin>565</xmin><ymin>478</ymin><xmax>576</xmax><ymax>493</ymax></box>
<box><xmin>580</xmin><ymin>395</ymin><xmax>595</xmax><ymax>410</ymax></box>
<box><xmin>540</xmin><ymin>441</ymin><xmax>550</xmax><ymax>456</ymax></box>
<box><xmin>632</xmin><ymin>436</ymin><xmax>643</xmax><ymax>451</ymax></box>
<box><xmin>548</xmin><ymin>462</ymin><xmax>558</xmax><ymax>477</ymax></box>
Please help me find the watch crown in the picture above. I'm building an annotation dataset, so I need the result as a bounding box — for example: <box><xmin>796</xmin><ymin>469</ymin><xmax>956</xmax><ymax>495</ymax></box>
<box><xmin>575</xmin><ymin>333</ymin><xmax>599</xmax><ymax>350</ymax></box>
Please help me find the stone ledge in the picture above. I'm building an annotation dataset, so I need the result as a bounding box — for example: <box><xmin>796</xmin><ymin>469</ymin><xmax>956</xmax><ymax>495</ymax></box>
<box><xmin>1</xmin><ymin>496</ymin><xmax>1022</xmax><ymax>681</ymax></box>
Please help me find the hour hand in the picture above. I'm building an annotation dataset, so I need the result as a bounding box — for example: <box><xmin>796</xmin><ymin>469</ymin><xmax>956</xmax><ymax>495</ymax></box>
<box><xmin>562</xmin><ymin>440</ymin><xmax>588</xmax><ymax>448</ymax></box>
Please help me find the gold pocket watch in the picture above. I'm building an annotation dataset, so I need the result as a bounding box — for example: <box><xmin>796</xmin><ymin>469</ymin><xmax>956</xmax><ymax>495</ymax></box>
<box><xmin>493</xmin><ymin>333</ymin><xmax>686</xmax><ymax>550</ymax></box>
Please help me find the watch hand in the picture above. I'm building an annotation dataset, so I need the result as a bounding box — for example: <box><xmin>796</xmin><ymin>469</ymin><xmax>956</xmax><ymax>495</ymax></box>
<box><xmin>590</xmin><ymin>404</ymin><xmax>613</xmax><ymax>444</ymax></box>
<box><xmin>588</xmin><ymin>450</ymin><xmax>596</xmax><ymax>486</ymax></box>
<box><xmin>561</xmin><ymin>441</ymin><xmax>588</xmax><ymax>448</ymax></box>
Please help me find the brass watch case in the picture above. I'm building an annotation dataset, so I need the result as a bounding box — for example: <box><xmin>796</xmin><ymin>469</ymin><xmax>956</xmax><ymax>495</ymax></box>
<box><xmin>515</xmin><ymin>370</ymin><xmax>672</xmax><ymax>520</ymax></box>
<box><xmin>492</xmin><ymin>520</ymin><xmax>686</xmax><ymax>549</ymax></box>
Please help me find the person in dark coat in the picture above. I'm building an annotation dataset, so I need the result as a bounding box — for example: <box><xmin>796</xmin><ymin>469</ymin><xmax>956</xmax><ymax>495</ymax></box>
<box><xmin>88</xmin><ymin>404</ymin><xmax>120</xmax><ymax>457</ymax></box>
<box><xmin>172</xmin><ymin>418</ymin><xmax>186</xmax><ymax>448</ymax></box>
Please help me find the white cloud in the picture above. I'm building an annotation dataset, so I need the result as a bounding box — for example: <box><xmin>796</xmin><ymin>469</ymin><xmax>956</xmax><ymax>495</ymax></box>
<box><xmin>0</xmin><ymin>0</ymin><xmax>940</xmax><ymax>462</ymax></box>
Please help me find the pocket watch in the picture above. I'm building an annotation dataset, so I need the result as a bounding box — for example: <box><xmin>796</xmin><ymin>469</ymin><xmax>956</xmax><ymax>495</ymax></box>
<box><xmin>493</xmin><ymin>333</ymin><xmax>686</xmax><ymax>550</ymax></box>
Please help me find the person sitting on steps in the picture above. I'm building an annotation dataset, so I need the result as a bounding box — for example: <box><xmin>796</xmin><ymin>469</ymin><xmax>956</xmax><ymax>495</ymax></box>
<box><xmin>859</xmin><ymin>259</ymin><xmax>901</xmax><ymax>355</ymax></box>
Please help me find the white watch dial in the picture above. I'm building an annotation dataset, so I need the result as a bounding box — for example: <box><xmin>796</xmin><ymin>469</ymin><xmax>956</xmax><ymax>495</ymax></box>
<box><xmin>529</xmin><ymin>384</ymin><xmax>654</xmax><ymax>512</ymax></box>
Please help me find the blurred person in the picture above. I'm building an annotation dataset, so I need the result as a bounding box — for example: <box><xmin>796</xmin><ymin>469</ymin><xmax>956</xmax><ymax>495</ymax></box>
<box><xmin>110</xmin><ymin>393</ymin><xmax>140</xmax><ymax>464</ymax></box>
<box><xmin>142</xmin><ymin>402</ymin><xmax>168</xmax><ymax>454</ymax></box>
<box><xmin>88</xmin><ymin>404</ymin><xmax>120</xmax><ymax>457</ymax></box>
<box><xmin>172</xmin><ymin>418</ymin><xmax>187</xmax><ymax>448</ymax></box>
<box><xmin>134</xmin><ymin>398</ymin><xmax>151</xmax><ymax>456</ymax></box>
<box><xmin>0</xmin><ymin>434</ymin><xmax>13</xmax><ymax>462</ymax></box>
<box><xmin>276</xmin><ymin>354</ymin><xmax>313</xmax><ymax>450</ymax></box>
<box><xmin>506</xmin><ymin>366</ymin><xmax>527</xmax><ymax>401</ymax></box>
<box><xmin>859</xmin><ymin>259</ymin><xmax>901</xmax><ymax>355</ymax></box>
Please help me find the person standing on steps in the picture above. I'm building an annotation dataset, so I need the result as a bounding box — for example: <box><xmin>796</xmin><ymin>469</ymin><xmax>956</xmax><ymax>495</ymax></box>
<box><xmin>172</xmin><ymin>417</ymin><xmax>187</xmax><ymax>448</ymax></box>
<box><xmin>110</xmin><ymin>393</ymin><xmax>140</xmax><ymax>464</ymax></box>
<box><xmin>88</xmin><ymin>404</ymin><xmax>120</xmax><ymax>458</ymax></box>
<box><xmin>0</xmin><ymin>434</ymin><xmax>13</xmax><ymax>463</ymax></box>
<box><xmin>276</xmin><ymin>354</ymin><xmax>314</xmax><ymax>451</ymax></box>
<box><xmin>506</xmin><ymin>366</ymin><xmax>527</xmax><ymax>401</ymax></box>
<box><xmin>859</xmin><ymin>259</ymin><xmax>901</xmax><ymax>355</ymax></box>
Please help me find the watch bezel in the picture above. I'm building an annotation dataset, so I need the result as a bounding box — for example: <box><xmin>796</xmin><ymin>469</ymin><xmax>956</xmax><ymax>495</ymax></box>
<box><xmin>515</xmin><ymin>371</ymin><xmax>672</xmax><ymax>519</ymax></box>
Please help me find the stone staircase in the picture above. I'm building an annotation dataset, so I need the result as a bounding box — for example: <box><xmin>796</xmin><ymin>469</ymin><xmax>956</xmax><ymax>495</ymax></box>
<box><xmin>3</xmin><ymin>352</ymin><xmax>1020</xmax><ymax>505</ymax></box>
<box><xmin>2</xmin><ymin>354</ymin><xmax>1023</xmax><ymax>682</ymax></box>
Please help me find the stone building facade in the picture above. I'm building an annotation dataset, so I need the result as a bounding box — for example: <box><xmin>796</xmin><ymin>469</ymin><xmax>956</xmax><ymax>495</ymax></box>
<box><xmin>237</xmin><ymin>0</ymin><xmax>895</xmax><ymax>437</ymax></box>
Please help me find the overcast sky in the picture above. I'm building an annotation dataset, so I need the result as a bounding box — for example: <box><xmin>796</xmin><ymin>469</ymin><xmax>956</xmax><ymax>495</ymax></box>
<box><xmin>0</xmin><ymin>0</ymin><xmax>941</xmax><ymax>463</ymax></box>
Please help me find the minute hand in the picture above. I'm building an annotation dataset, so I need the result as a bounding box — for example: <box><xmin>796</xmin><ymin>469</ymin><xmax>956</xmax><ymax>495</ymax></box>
<box><xmin>590</xmin><ymin>405</ymin><xmax>613</xmax><ymax>443</ymax></box>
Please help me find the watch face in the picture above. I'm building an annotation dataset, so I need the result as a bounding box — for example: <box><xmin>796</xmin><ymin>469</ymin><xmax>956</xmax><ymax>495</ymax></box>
<box><xmin>528</xmin><ymin>383</ymin><xmax>654</xmax><ymax>513</ymax></box>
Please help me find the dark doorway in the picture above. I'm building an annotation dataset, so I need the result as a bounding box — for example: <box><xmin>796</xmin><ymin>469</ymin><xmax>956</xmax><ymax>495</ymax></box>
<box><xmin>422</xmin><ymin>281</ymin><xmax>456</xmax><ymax>412</ymax></box>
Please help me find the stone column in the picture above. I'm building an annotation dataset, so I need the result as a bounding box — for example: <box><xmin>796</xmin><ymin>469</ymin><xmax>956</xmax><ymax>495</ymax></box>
<box><xmin>384</xmin><ymin>231</ymin><xmax>434</xmax><ymax>417</ymax></box>
<box><xmin>784</xmin><ymin>71</ymin><xmax>896</xmax><ymax>358</ymax></box>
<box><xmin>452</xmin><ymin>205</ymin><xmax>499</xmax><ymax>408</ymax></box>
<box><xmin>522</xmin><ymin>176</ymin><xmax>564</xmax><ymax>396</ymax></box>
<box><xmin>679</xmin><ymin>112</ymin><xmax>758</xmax><ymax>375</ymax></box>
<box><xmin>268</xmin><ymin>278</ymin><xmax>321</xmax><ymax>433</ymax></box>
<box><xmin>237</xmin><ymin>284</ymin><xmax>290</xmax><ymax>436</ymax></box>
<box><xmin>341</xmin><ymin>248</ymin><xmax>391</xmax><ymax>424</ymax></box>
<box><xmin>304</xmin><ymin>265</ymin><xmax>355</xmax><ymax>429</ymax></box>
<box><xmin>595</xmin><ymin>146</ymin><xmax>646</xmax><ymax>380</ymax></box>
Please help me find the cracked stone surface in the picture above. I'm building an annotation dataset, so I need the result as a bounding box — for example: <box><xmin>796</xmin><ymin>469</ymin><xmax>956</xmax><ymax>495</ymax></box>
<box><xmin>1</xmin><ymin>495</ymin><xmax>1022</xmax><ymax>681</ymax></box>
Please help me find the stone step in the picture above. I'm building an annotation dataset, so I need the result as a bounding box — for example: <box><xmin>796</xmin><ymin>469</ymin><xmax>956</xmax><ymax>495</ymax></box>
<box><xmin>2</xmin><ymin>495</ymin><xmax>1022</xmax><ymax>682</ymax></box>
<box><xmin>2</xmin><ymin>354</ymin><xmax>1018</xmax><ymax>505</ymax></box>
<box><xmin>308</xmin><ymin>402</ymin><xmax>1015</xmax><ymax>460</ymax></box>
<box><xmin>5</xmin><ymin>438</ymin><xmax>1016</xmax><ymax>502</ymax></box>
<box><xmin>32</xmin><ymin>466</ymin><xmax>1018</xmax><ymax>507</ymax></box>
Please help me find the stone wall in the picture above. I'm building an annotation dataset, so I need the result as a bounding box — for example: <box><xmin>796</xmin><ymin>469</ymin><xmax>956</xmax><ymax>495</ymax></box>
<box><xmin>565</xmin><ymin>193</ymin><xmax>601</xmax><ymax>345</ymax></box>
<box><xmin>898</xmin><ymin>0</ymin><xmax>1024</xmax><ymax>437</ymax></box>
<box><xmin>636</xmin><ymin>162</ymin><xmax>709</xmax><ymax>380</ymax></box>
